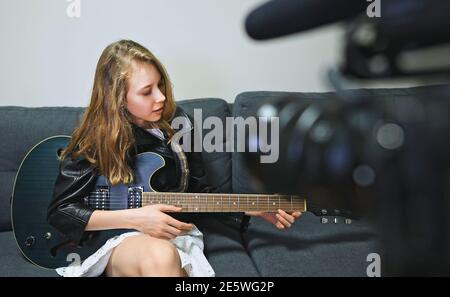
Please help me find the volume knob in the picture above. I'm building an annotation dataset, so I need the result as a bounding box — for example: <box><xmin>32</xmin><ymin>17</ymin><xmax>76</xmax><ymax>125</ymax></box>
<box><xmin>25</xmin><ymin>236</ymin><xmax>35</xmax><ymax>247</ymax></box>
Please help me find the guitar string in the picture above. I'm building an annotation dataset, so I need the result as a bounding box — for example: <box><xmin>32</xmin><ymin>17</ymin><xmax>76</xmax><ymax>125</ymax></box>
<box><xmin>86</xmin><ymin>194</ymin><xmax>305</xmax><ymax>211</ymax></box>
<box><xmin>87</xmin><ymin>194</ymin><xmax>303</xmax><ymax>203</ymax></box>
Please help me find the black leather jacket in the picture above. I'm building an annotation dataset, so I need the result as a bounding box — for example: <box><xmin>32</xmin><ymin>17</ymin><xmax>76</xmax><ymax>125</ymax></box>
<box><xmin>47</xmin><ymin>106</ymin><xmax>250</xmax><ymax>245</ymax></box>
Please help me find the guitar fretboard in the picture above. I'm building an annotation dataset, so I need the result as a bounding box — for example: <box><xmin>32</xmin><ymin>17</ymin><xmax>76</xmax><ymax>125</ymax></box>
<box><xmin>142</xmin><ymin>192</ymin><xmax>306</xmax><ymax>213</ymax></box>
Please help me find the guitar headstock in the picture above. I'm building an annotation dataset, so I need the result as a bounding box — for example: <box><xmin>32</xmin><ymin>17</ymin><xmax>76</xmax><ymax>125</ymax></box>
<box><xmin>288</xmin><ymin>194</ymin><xmax>357</xmax><ymax>224</ymax></box>
<box><xmin>307</xmin><ymin>203</ymin><xmax>355</xmax><ymax>224</ymax></box>
<box><xmin>290</xmin><ymin>194</ymin><xmax>358</xmax><ymax>224</ymax></box>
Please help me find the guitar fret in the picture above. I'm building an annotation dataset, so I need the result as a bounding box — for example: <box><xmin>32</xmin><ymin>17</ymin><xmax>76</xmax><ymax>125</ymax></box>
<box><xmin>257</xmin><ymin>195</ymin><xmax>259</xmax><ymax>212</ymax></box>
<box><xmin>203</xmin><ymin>195</ymin><xmax>206</xmax><ymax>212</ymax></box>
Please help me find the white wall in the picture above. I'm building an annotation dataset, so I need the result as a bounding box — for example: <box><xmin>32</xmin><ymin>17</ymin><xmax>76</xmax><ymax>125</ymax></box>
<box><xmin>0</xmin><ymin>0</ymin><xmax>427</xmax><ymax>107</ymax></box>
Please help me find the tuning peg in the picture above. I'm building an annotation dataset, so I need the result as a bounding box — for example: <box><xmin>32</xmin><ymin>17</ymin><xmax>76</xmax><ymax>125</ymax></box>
<box><xmin>321</xmin><ymin>217</ymin><xmax>329</xmax><ymax>224</ymax></box>
<box><xmin>321</xmin><ymin>209</ymin><xmax>328</xmax><ymax>215</ymax></box>
<box><xmin>333</xmin><ymin>217</ymin><xmax>339</xmax><ymax>224</ymax></box>
<box><xmin>345</xmin><ymin>218</ymin><xmax>352</xmax><ymax>225</ymax></box>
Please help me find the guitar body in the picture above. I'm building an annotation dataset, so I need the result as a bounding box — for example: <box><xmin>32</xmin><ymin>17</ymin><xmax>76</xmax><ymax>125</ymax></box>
<box><xmin>11</xmin><ymin>136</ymin><xmax>166</xmax><ymax>270</ymax></box>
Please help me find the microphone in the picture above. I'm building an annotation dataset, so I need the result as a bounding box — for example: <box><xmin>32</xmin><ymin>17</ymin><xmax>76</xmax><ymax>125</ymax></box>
<box><xmin>245</xmin><ymin>0</ymin><xmax>367</xmax><ymax>40</ymax></box>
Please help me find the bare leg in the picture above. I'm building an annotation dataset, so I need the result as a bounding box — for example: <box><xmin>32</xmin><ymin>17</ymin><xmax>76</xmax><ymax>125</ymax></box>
<box><xmin>105</xmin><ymin>234</ymin><xmax>187</xmax><ymax>277</ymax></box>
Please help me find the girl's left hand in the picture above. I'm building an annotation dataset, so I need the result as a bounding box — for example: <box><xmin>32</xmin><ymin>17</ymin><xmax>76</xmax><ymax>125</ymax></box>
<box><xmin>245</xmin><ymin>209</ymin><xmax>302</xmax><ymax>230</ymax></box>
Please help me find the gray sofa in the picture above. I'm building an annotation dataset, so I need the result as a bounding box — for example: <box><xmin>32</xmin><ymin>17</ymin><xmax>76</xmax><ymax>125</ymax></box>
<box><xmin>0</xmin><ymin>90</ymin><xmax>381</xmax><ymax>277</ymax></box>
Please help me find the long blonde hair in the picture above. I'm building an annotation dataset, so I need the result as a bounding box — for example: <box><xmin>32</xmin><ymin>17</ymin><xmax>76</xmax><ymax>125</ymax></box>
<box><xmin>60</xmin><ymin>39</ymin><xmax>176</xmax><ymax>185</ymax></box>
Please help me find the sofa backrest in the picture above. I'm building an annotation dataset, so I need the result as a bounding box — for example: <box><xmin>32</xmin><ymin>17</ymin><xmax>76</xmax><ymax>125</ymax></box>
<box><xmin>176</xmin><ymin>98</ymin><xmax>232</xmax><ymax>193</ymax></box>
<box><xmin>2</xmin><ymin>85</ymin><xmax>447</xmax><ymax>230</ymax></box>
<box><xmin>0</xmin><ymin>98</ymin><xmax>232</xmax><ymax>231</ymax></box>
<box><xmin>0</xmin><ymin>106</ymin><xmax>85</xmax><ymax>230</ymax></box>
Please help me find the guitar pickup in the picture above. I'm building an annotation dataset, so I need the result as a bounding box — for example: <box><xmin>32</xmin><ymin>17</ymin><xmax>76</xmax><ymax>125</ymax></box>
<box><xmin>127</xmin><ymin>186</ymin><xmax>143</xmax><ymax>209</ymax></box>
<box><xmin>88</xmin><ymin>186</ymin><xmax>110</xmax><ymax>210</ymax></box>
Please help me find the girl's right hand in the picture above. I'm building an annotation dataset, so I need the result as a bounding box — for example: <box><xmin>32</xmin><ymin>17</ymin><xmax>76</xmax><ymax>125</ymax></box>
<box><xmin>128</xmin><ymin>204</ymin><xmax>193</xmax><ymax>240</ymax></box>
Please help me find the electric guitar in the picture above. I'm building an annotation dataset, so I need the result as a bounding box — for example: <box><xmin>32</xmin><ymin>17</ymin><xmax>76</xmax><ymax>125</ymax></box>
<box><xmin>11</xmin><ymin>136</ymin><xmax>354</xmax><ymax>270</ymax></box>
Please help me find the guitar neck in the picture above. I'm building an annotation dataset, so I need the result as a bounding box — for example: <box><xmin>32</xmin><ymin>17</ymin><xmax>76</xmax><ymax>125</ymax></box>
<box><xmin>142</xmin><ymin>192</ymin><xmax>307</xmax><ymax>213</ymax></box>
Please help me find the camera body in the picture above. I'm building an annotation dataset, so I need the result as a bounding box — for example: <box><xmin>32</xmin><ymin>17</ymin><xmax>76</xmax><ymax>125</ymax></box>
<box><xmin>244</xmin><ymin>86</ymin><xmax>450</xmax><ymax>276</ymax></box>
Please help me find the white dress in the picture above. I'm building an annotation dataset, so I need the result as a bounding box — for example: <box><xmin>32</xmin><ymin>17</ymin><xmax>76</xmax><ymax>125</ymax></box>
<box><xmin>56</xmin><ymin>227</ymin><xmax>215</xmax><ymax>277</ymax></box>
<box><xmin>55</xmin><ymin>128</ymin><xmax>215</xmax><ymax>277</ymax></box>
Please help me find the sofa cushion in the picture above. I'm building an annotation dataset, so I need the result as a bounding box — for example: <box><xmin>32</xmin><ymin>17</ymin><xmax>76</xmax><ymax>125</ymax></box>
<box><xmin>195</xmin><ymin>217</ymin><xmax>260</xmax><ymax>277</ymax></box>
<box><xmin>243</xmin><ymin>212</ymin><xmax>380</xmax><ymax>276</ymax></box>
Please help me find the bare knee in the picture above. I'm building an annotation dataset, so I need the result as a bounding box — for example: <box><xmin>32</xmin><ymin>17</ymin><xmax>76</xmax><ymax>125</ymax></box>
<box><xmin>139</xmin><ymin>239</ymin><xmax>183</xmax><ymax>277</ymax></box>
<box><xmin>106</xmin><ymin>235</ymin><xmax>184</xmax><ymax>277</ymax></box>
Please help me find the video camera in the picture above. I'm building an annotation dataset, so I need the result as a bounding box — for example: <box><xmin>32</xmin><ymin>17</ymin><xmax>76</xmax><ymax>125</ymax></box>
<box><xmin>243</xmin><ymin>0</ymin><xmax>450</xmax><ymax>276</ymax></box>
